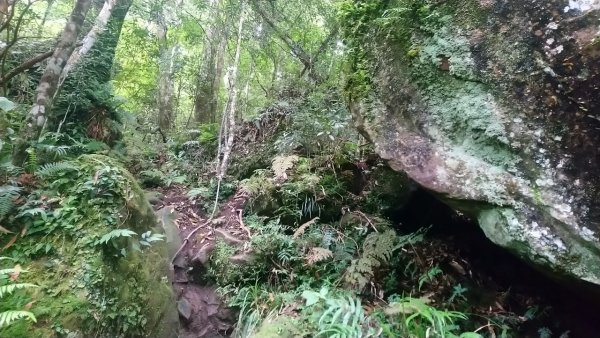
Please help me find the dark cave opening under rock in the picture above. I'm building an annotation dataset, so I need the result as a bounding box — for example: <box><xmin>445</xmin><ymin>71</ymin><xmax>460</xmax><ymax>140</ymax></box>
<box><xmin>388</xmin><ymin>187</ymin><xmax>600</xmax><ymax>337</ymax></box>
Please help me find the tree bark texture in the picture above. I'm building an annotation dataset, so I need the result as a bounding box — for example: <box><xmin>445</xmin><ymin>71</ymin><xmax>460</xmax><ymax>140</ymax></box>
<box><xmin>156</xmin><ymin>9</ymin><xmax>177</xmax><ymax>131</ymax></box>
<box><xmin>62</xmin><ymin>0</ymin><xmax>117</xmax><ymax>80</ymax></box>
<box><xmin>29</xmin><ymin>0</ymin><xmax>92</xmax><ymax>130</ymax></box>
<box><xmin>217</xmin><ymin>2</ymin><xmax>246</xmax><ymax>179</ymax></box>
<box><xmin>193</xmin><ymin>0</ymin><xmax>225</xmax><ymax>124</ymax></box>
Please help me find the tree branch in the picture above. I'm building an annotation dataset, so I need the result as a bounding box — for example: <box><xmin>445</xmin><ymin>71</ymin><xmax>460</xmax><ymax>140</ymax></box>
<box><xmin>0</xmin><ymin>49</ymin><xmax>52</xmax><ymax>85</ymax></box>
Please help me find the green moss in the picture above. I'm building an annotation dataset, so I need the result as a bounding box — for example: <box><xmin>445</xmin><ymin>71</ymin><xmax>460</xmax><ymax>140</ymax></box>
<box><xmin>251</xmin><ymin>315</ymin><xmax>303</xmax><ymax>338</ymax></box>
<box><xmin>403</xmin><ymin>14</ymin><xmax>519</xmax><ymax>170</ymax></box>
<box><xmin>0</xmin><ymin>155</ymin><xmax>176</xmax><ymax>337</ymax></box>
<box><xmin>340</xmin><ymin>0</ymin><xmax>490</xmax><ymax>100</ymax></box>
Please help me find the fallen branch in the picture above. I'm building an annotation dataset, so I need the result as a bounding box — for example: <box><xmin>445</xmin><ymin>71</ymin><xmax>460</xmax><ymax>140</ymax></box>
<box><xmin>237</xmin><ymin>209</ymin><xmax>251</xmax><ymax>238</ymax></box>
<box><xmin>0</xmin><ymin>50</ymin><xmax>54</xmax><ymax>85</ymax></box>
<box><xmin>171</xmin><ymin>219</ymin><xmax>211</xmax><ymax>264</ymax></box>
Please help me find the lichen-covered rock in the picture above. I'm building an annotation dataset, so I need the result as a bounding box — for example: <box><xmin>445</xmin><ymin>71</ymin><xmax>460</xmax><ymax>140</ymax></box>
<box><xmin>342</xmin><ymin>0</ymin><xmax>600</xmax><ymax>284</ymax></box>
<box><xmin>0</xmin><ymin>155</ymin><xmax>178</xmax><ymax>337</ymax></box>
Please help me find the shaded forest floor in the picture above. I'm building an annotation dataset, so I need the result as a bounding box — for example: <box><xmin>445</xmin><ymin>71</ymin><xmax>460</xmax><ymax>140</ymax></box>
<box><xmin>151</xmin><ymin>184</ymin><xmax>600</xmax><ymax>338</ymax></box>
<box><xmin>152</xmin><ymin>185</ymin><xmax>250</xmax><ymax>338</ymax></box>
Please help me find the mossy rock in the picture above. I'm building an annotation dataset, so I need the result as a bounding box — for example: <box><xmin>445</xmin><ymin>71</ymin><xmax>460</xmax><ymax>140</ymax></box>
<box><xmin>251</xmin><ymin>315</ymin><xmax>304</xmax><ymax>338</ymax></box>
<box><xmin>343</xmin><ymin>0</ymin><xmax>600</xmax><ymax>285</ymax></box>
<box><xmin>0</xmin><ymin>155</ymin><xmax>178</xmax><ymax>337</ymax></box>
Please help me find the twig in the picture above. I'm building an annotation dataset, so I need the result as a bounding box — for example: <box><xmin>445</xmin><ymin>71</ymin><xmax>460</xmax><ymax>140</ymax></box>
<box><xmin>172</xmin><ymin>175</ymin><xmax>224</xmax><ymax>263</ymax></box>
<box><xmin>170</xmin><ymin>219</ymin><xmax>211</xmax><ymax>264</ymax></box>
<box><xmin>237</xmin><ymin>209</ymin><xmax>251</xmax><ymax>237</ymax></box>
<box><xmin>353</xmin><ymin>210</ymin><xmax>378</xmax><ymax>232</ymax></box>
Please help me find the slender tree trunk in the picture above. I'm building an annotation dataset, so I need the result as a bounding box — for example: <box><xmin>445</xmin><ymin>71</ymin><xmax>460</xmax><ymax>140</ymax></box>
<box><xmin>28</xmin><ymin>0</ymin><xmax>92</xmax><ymax>132</ymax></box>
<box><xmin>156</xmin><ymin>10</ymin><xmax>177</xmax><ymax>131</ymax></box>
<box><xmin>211</xmin><ymin>38</ymin><xmax>225</xmax><ymax>123</ymax></box>
<box><xmin>61</xmin><ymin>0</ymin><xmax>117</xmax><ymax>80</ymax></box>
<box><xmin>217</xmin><ymin>3</ymin><xmax>246</xmax><ymax>179</ymax></box>
<box><xmin>193</xmin><ymin>0</ymin><xmax>224</xmax><ymax>124</ymax></box>
<box><xmin>270</xmin><ymin>51</ymin><xmax>280</xmax><ymax>96</ymax></box>
<box><xmin>38</xmin><ymin>0</ymin><xmax>56</xmax><ymax>36</ymax></box>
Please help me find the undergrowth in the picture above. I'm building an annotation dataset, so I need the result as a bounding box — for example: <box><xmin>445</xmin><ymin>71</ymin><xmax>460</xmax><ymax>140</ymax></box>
<box><xmin>0</xmin><ymin>122</ymin><xmax>171</xmax><ymax>337</ymax></box>
<box><xmin>205</xmin><ymin>153</ymin><xmax>496</xmax><ymax>337</ymax></box>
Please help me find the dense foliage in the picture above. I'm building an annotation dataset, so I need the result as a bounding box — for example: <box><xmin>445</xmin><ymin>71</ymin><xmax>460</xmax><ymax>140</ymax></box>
<box><xmin>0</xmin><ymin>0</ymin><xmax>580</xmax><ymax>337</ymax></box>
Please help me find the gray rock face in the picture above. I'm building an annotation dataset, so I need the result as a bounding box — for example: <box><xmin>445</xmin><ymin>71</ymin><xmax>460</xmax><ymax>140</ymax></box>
<box><xmin>346</xmin><ymin>0</ymin><xmax>600</xmax><ymax>284</ymax></box>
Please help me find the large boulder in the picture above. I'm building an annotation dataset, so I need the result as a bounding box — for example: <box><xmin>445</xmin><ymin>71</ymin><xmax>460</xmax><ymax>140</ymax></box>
<box><xmin>342</xmin><ymin>0</ymin><xmax>600</xmax><ymax>285</ymax></box>
<box><xmin>0</xmin><ymin>155</ymin><xmax>178</xmax><ymax>337</ymax></box>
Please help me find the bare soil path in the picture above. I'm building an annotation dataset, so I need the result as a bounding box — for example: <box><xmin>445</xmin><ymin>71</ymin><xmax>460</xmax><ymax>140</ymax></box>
<box><xmin>151</xmin><ymin>185</ymin><xmax>250</xmax><ymax>338</ymax></box>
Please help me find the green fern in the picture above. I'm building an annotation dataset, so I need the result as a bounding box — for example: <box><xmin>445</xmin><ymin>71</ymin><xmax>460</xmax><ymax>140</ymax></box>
<box><xmin>0</xmin><ymin>283</ymin><xmax>38</xmax><ymax>298</ymax></box>
<box><xmin>385</xmin><ymin>297</ymin><xmax>481</xmax><ymax>338</ymax></box>
<box><xmin>36</xmin><ymin>144</ymin><xmax>70</xmax><ymax>159</ymax></box>
<box><xmin>0</xmin><ymin>185</ymin><xmax>21</xmax><ymax>221</ymax></box>
<box><xmin>344</xmin><ymin>229</ymin><xmax>397</xmax><ymax>290</ymax></box>
<box><xmin>0</xmin><ymin>311</ymin><xmax>36</xmax><ymax>328</ymax></box>
<box><xmin>35</xmin><ymin>161</ymin><xmax>78</xmax><ymax>179</ymax></box>
<box><xmin>318</xmin><ymin>295</ymin><xmax>364</xmax><ymax>338</ymax></box>
<box><xmin>302</xmin><ymin>288</ymin><xmax>370</xmax><ymax>338</ymax></box>
<box><xmin>0</xmin><ymin>258</ymin><xmax>37</xmax><ymax>328</ymax></box>
<box><xmin>94</xmin><ymin>229</ymin><xmax>137</xmax><ymax>246</ymax></box>
<box><xmin>24</xmin><ymin>147</ymin><xmax>38</xmax><ymax>173</ymax></box>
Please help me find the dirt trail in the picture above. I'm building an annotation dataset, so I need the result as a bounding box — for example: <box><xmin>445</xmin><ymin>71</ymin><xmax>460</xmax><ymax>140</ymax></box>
<box><xmin>152</xmin><ymin>185</ymin><xmax>250</xmax><ymax>338</ymax></box>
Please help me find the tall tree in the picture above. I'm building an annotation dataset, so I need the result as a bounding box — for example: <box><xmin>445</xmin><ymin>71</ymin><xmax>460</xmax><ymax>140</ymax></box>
<box><xmin>28</xmin><ymin>0</ymin><xmax>92</xmax><ymax>132</ymax></box>
<box><xmin>61</xmin><ymin>0</ymin><xmax>118</xmax><ymax>80</ymax></box>
<box><xmin>156</xmin><ymin>5</ymin><xmax>177</xmax><ymax>131</ymax></box>
<box><xmin>216</xmin><ymin>1</ymin><xmax>246</xmax><ymax>180</ymax></box>
<box><xmin>52</xmin><ymin>0</ymin><xmax>133</xmax><ymax>137</ymax></box>
<box><xmin>250</xmin><ymin>0</ymin><xmax>338</xmax><ymax>83</ymax></box>
<box><xmin>193</xmin><ymin>0</ymin><xmax>225</xmax><ymax>124</ymax></box>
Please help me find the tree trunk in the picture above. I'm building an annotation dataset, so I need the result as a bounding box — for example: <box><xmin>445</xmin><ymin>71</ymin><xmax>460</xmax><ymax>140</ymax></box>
<box><xmin>156</xmin><ymin>10</ymin><xmax>177</xmax><ymax>131</ymax></box>
<box><xmin>28</xmin><ymin>0</ymin><xmax>92</xmax><ymax>132</ymax></box>
<box><xmin>193</xmin><ymin>0</ymin><xmax>224</xmax><ymax>124</ymax></box>
<box><xmin>51</xmin><ymin>0</ymin><xmax>132</xmax><ymax>130</ymax></box>
<box><xmin>217</xmin><ymin>3</ymin><xmax>246</xmax><ymax>179</ymax></box>
<box><xmin>61</xmin><ymin>0</ymin><xmax>117</xmax><ymax>80</ymax></box>
<box><xmin>38</xmin><ymin>0</ymin><xmax>56</xmax><ymax>36</ymax></box>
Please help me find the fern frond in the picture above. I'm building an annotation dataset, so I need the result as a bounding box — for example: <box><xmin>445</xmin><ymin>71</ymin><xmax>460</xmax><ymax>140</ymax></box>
<box><xmin>0</xmin><ymin>283</ymin><xmax>37</xmax><ymax>298</ymax></box>
<box><xmin>0</xmin><ymin>162</ymin><xmax>23</xmax><ymax>176</ymax></box>
<box><xmin>272</xmin><ymin>155</ymin><xmax>299</xmax><ymax>180</ymax></box>
<box><xmin>305</xmin><ymin>247</ymin><xmax>333</xmax><ymax>265</ymax></box>
<box><xmin>344</xmin><ymin>229</ymin><xmax>397</xmax><ymax>290</ymax></box>
<box><xmin>94</xmin><ymin>229</ymin><xmax>137</xmax><ymax>246</ymax></box>
<box><xmin>25</xmin><ymin>147</ymin><xmax>38</xmax><ymax>173</ymax></box>
<box><xmin>0</xmin><ymin>185</ymin><xmax>21</xmax><ymax>221</ymax></box>
<box><xmin>317</xmin><ymin>294</ymin><xmax>365</xmax><ymax>338</ymax></box>
<box><xmin>35</xmin><ymin>161</ymin><xmax>78</xmax><ymax>178</ymax></box>
<box><xmin>0</xmin><ymin>310</ymin><xmax>36</xmax><ymax>328</ymax></box>
<box><xmin>293</xmin><ymin>217</ymin><xmax>319</xmax><ymax>239</ymax></box>
<box><xmin>37</xmin><ymin>144</ymin><xmax>71</xmax><ymax>158</ymax></box>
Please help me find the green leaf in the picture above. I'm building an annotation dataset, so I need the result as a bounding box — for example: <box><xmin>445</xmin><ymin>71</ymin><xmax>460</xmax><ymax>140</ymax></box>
<box><xmin>0</xmin><ymin>97</ymin><xmax>16</xmax><ymax>112</ymax></box>
<box><xmin>0</xmin><ymin>283</ymin><xmax>38</xmax><ymax>298</ymax></box>
<box><xmin>95</xmin><ymin>229</ymin><xmax>137</xmax><ymax>246</ymax></box>
<box><xmin>460</xmin><ymin>333</ymin><xmax>484</xmax><ymax>338</ymax></box>
<box><xmin>0</xmin><ymin>310</ymin><xmax>36</xmax><ymax>328</ymax></box>
<box><xmin>301</xmin><ymin>290</ymin><xmax>322</xmax><ymax>307</ymax></box>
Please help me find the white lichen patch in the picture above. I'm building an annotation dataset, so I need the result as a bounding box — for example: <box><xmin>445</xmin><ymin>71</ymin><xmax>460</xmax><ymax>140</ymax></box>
<box><xmin>564</xmin><ymin>0</ymin><xmax>600</xmax><ymax>12</ymax></box>
<box><xmin>579</xmin><ymin>226</ymin><xmax>598</xmax><ymax>241</ymax></box>
<box><xmin>420</xmin><ymin>26</ymin><xmax>477</xmax><ymax>80</ymax></box>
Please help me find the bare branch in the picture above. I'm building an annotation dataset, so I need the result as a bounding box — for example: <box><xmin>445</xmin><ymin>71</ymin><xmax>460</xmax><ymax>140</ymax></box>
<box><xmin>0</xmin><ymin>49</ymin><xmax>52</xmax><ymax>85</ymax></box>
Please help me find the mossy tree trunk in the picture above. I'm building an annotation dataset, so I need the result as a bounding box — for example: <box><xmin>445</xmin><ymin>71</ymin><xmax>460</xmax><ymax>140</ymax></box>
<box><xmin>51</xmin><ymin>0</ymin><xmax>133</xmax><ymax>137</ymax></box>
<box><xmin>28</xmin><ymin>0</ymin><xmax>92</xmax><ymax>134</ymax></box>
<box><xmin>193</xmin><ymin>0</ymin><xmax>225</xmax><ymax>124</ymax></box>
